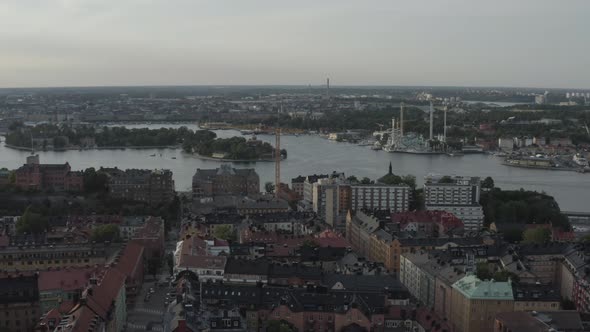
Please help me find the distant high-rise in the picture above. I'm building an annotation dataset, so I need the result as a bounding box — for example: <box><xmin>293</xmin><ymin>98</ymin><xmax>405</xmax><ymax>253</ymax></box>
<box><xmin>326</xmin><ymin>77</ymin><xmax>330</xmax><ymax>99</ymax></box>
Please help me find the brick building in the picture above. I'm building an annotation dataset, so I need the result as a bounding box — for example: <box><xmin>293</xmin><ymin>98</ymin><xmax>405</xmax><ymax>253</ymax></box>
<box><xmin>14</xmin><ymin>155</ymin><xmax>83</xmax><ymax>191</ymax></box>
<box><xmin>0</xmin><ymin>274</ymin><xmax>40</xmax><ymax>332</ymax></box>
<box><xmin>104</xmin><ymin>168</ymin><xmax>175</xmax><ymax>204</ymax></box>
<box><xmin>192</xmin><ymin>165</ymin><xmax>259</xmax><ymax>198</ymax></box>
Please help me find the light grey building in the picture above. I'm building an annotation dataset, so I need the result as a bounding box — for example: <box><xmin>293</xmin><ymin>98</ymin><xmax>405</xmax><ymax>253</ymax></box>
<box><xmin>424</xmin><ymin>174</ymin><xmax>483</xmax><ymax>232</ymax></box>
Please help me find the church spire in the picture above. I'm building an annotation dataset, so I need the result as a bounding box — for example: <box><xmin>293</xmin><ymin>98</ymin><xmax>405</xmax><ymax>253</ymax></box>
<box><xmin>388</xmin><ymin>161</ymin><xmax>393</xmax><ymax>175</ymax></box>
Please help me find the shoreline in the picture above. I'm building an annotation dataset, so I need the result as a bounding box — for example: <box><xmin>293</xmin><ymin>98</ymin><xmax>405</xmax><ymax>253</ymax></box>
<box><xmin>189</xmin><ymin>153</ymin><xmax>276</xmax><ymax>163</ymax></box>
<box><xmin>501</xmin><ymin>162</ymin><xmax>587</xmax><ymax>173</ymax></box>
<box><xmin>3</xmin><ymin>143</ymin><xmax>181</xmax><ymax>152</ymax></box>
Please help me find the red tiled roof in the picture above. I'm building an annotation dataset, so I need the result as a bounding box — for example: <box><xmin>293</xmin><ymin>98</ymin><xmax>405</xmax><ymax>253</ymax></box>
<box><xmin>315</xmin><ymin>230</ymin><xmax>349</xmax><ymax>248</ymax></box>
<box><xmin>38</xmin><ymin>267</ymin><xmax>101</xmax><ymax>292</ymax></box>
<box><xmin>68</xmin><ymin>304</ymin><xmax>100</xmax><ymax>332</ymax></box>
<box><xmin>393</xmin><ymin>210</ymin><xmax>464</xmax><ymax>231</ymax></box>
<box><xmin>37</xmin><ymin>308</ymin><xmax>63</xmax><ymax>330</ymax></box>
<box><xmin>134</xmin><ymin>217</ymin><xmax>163</xmax><ymax>239</ymax></box>
<box><xmin>85</xmin><ymin>268</ymin><xmax>126</xmax><ymax>319</ymax></box>
<box><xmin>114</xmin><ymin>242</ymin><xmax>144</xmax><ymax>280</ymax></box>
<box><xmin>553</xmin><ymin>229</ymin><xmax>575</xmax><ymax>241</ymax></box>
<box><xmin>178</xmin><ymin>255</ymin><xmax>226</xmax><ymax>270</ymax></box>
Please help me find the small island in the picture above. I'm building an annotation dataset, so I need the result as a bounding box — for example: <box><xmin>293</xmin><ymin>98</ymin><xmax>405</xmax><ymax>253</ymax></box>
<box><xmin>4</xmin><ymin>123</ymin><xmax>287</xmax><ymax>161</ymax></box>
<box><xmin>182</xmin><ymin>131</ymin><xmax>287</xmax><ymax>161</ymax></box>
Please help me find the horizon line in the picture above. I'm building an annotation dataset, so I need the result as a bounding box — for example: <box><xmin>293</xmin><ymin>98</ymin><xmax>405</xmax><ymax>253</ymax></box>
<box><xmin>0</xmin><ymin>83</ymin><xmax>588</xmax><ymax>91</ymax></box>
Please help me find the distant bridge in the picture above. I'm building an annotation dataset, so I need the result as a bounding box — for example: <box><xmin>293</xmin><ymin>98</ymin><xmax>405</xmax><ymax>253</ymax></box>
<box><xmin>563</xmin><ymin>211</ymin><xmax>590</xmax><ymax>224</ymax></box>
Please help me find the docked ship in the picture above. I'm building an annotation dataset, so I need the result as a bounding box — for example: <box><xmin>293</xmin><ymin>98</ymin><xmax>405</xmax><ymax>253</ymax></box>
<box><xmin>199</xmin><ymin>122</ymin><xmax>232</xmax><ymax>130</ymax></box>
<box><xmin>573</xmin><ymin>153</ymin><xmax>589</xmax><ymax>167</ymax></box>
<box><xmin>462</xmin><ymin>145</ymin><xmax>485</xmax><ymax>154</ymax></box>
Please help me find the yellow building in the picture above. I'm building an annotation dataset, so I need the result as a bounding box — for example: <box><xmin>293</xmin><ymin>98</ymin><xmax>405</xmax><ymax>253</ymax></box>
<box><xmin>0</xmin><ymin>243</ymin><xmax>117</xmax><ymax>272</ymax></box>
<box><xmin>450</xmin><ymin>275</ymin><xmax>514</xmax><ymax>332</ymax></box>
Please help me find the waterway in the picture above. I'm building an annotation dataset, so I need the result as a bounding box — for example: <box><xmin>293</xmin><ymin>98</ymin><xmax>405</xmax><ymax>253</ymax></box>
<box><xmin>1</xmin><ymin>123</ymin><xmax>589</xmax><ymax>212</ymax></box>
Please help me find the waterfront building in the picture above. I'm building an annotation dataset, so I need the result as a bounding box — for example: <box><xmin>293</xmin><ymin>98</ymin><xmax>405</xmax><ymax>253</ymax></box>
<box><xmin>450</xmin><ymin>275</ymin><xmax>514</xmax><ymax>332</ymax></box>
<box><xmin>192</xmin><ymin>164</ymin><xmax>259</xmax><ymax>198</ymax></box>
<box><xmin>14</xmin><ymin>155</ymin><xmax>84</xmax><ymax>191</ymax></box>
<box><xmin>497</xmin><ymin>137</ymin><xmax>514</xmax><ymax>151</ymax></box>
<box><xmin>349</xmin><ymin>183</ymin><xmax>410</xmax><ymax>213</ymax></box>
<box><xmin>0</xmin><ymin>274</ymin><xmax>40</xmax><ymax>332</ymax></box>
<box><xmin>311</xmin><ymin>176</ymin><xmax>349</xmax><ymax>230</ymax></box>
<box><xmin>302</xmin><ymin>174</ymin><xmax>329</xmax><ymax>203</ymax></box>
<box><xmin>424</xmin><ymin>174</ymin><xmax>484</xmax><ymax>232</ymax></box>
<box><xmin>104</xmin><ymin>167</ymin><xmax>175</xmax><ymax>204</ymax></box>
<box><xmin>290</xmin><ymin>175</ymin><xmax>306</xmax><ymax>198</ymax></box>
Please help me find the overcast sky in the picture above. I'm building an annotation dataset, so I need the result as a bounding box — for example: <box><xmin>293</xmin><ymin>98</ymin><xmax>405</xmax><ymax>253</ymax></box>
<box><xmin>1</xmin><ymin>0</ymin><xmax>589</xmax><ymax>89</ymax></box>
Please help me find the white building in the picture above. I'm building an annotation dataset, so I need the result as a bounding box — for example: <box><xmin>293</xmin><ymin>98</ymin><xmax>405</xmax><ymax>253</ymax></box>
<box><xmin>498</xmin><ymin>137</ymin><xmax>514</xmax><ymax>152</ymax></box>
<box><xmin>350</xmin><ymin>184</ymin><xmax>410</xmax><ymax>212</ymax></box>
<box><xmin>399</xmin><ymin>252</ymin><xmax>436</xmax><ymax>308</ymax></box>
<box><xmin>424</xmin><ymin>174</ymin><xmax>483</xmax><ymax>232</ymax></box>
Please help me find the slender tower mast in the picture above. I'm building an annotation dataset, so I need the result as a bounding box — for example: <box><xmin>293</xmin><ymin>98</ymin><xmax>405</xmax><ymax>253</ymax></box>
<box><xmin>275</xmin><ymin>104</ymin><xmax>281</xmax><ymax>199</ymax></box>
<box><xmin>429</xmin><ymin>101</ymin><xmax>434</xmax><ymax>140</ymax></box>
<box><xmin>443</xmin><ymin>106</ymin><xmax>447</xmax><ymax>142</ymax></box>
<box><xmin>326</xmin><ymin>77</ymin><xmax>330</xmax><ymax>99</ymax></box>
<box><xmin>400</xmin><ymin>102</ymin><xmax>404</xmax><ymax>137</ymax></box>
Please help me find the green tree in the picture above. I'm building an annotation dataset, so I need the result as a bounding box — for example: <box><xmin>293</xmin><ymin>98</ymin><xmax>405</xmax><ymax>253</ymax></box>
<box><xmin>523</xmin><ymin>227</ymin><xmax>551</xmax><ymax>244</ymax></box>
<box><xmin>213</xmin><ymin>225</ymin><xmax>235</xmax><ymax>241</ymax></box>
<box><xmin>266</xmin><ymin>320</ymin><xmax>295</xmax><ymax>332</ymax></box>
<box><xmin>53</xmin><ymin>136</ymin><xmax>68</xmax><ymax>149</ymax></box>
<box><xmin>83</xmin><ymin>168</ymin><xmax>109</xmax><ymax>193</ymax></box>
<box><xmin>16</xmin><ymin>206</ymin><xmax>48</xmax><ymax>234</ymax></box>
<box><xmin>502</xmin><ymin>228</ymin><xmax>524</xmax><ymax>243</ymax></box>
<box><xmin>91</xmin><ymin>224</ymin><xmax>121</xmax><ymax>242</ymax></box>
<box><xmin>8</xmin><ymin>170</ymin><xmax>16</xmax><ymax>184</ymax></box>
<box><xmin>301</xmin><ymin>239</ymin><xmax>319</xmax><ymax>248</ymax></box>
<box><xmin>347</xmin><ymin>175</ymin><xmax>359</xmax><ymax>183</ymax></box>
<box><xmin>493</xmin><ymin>270</ymin><xmax>519</xmax><ymax>283</ymax></box>
<box><xmin>482</xmin><ymin>176</ymin><xmax>495</xmax><ymax>190</ymax></box>
<box><xmin>360</xmin><ymin>177</ymin><xmax>373</xmax><ymax>184</ymax></box>
<box><xmin>476</xmin><ymin>262</ymin><xmax>493</xmax><ymax>280</ymax></box>
<box><xmin>265</xmin><ymin>181</ymin><xmax>275</xmax><ymax>194</ymax></box>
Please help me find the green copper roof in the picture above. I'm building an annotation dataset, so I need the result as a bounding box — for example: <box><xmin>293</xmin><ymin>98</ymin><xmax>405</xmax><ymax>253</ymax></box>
<box><xmin>452</xmin><ymin>274</ymin><xmax>513</xmax><ymax>300</ymax></box>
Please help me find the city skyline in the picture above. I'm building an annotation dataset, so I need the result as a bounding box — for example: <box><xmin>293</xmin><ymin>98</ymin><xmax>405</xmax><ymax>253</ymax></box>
<box><xmin>1</xmin><ymin>0</ymin><xmax>590</xmax><ymax>89</ymax></box>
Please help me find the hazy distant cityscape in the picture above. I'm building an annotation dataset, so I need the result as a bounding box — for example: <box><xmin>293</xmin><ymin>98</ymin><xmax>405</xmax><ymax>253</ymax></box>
<box><xmin>3</xmin><ymin>1</ymin><xmax>590</xmax><ymax>332</ymax></box>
